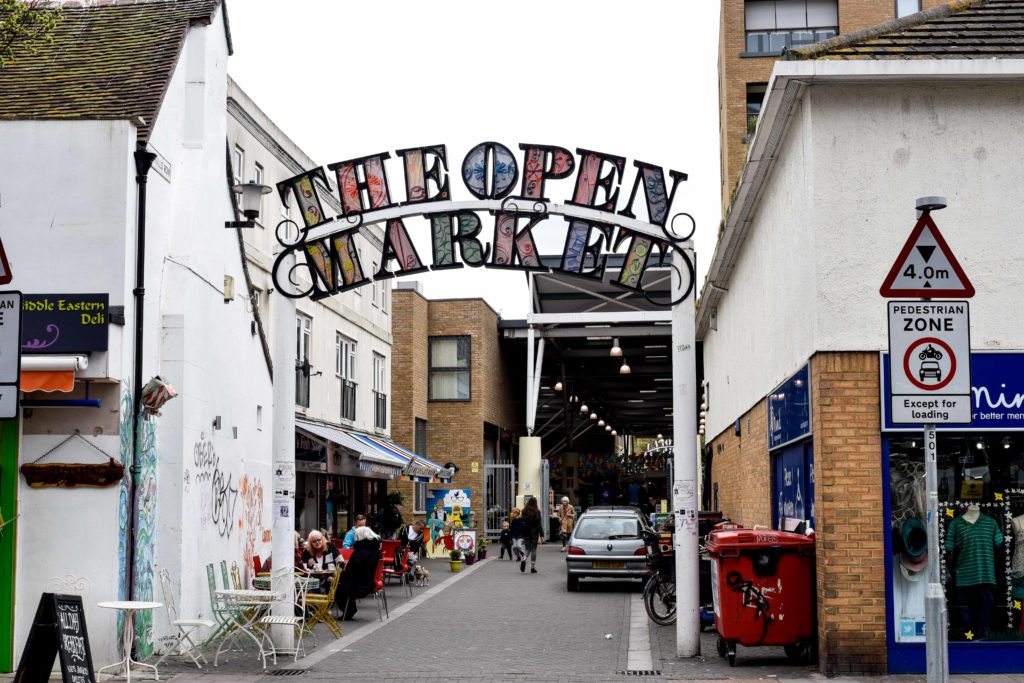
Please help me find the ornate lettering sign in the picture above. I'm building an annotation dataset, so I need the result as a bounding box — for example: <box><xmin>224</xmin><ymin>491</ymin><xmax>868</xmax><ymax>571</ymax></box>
<box><xmin>272</xmin><ymin>142</ymin><xmax>695</xmax><ymax>306</ymax></box>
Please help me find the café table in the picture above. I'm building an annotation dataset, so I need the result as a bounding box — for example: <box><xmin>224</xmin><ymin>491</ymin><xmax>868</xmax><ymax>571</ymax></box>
<box><xmin>213</xmin><ymin>589</ymin><xmax>284</xmax><ymax>667</ymax></box>
<box><xmin>96</xmin><ymin>600</ymin><xmax>163</xmax><ymax>683</ymax></box>
<box><xmin>252</xmin><ymin>574</ymin><xmax>320</xmax><ymax>592</ymax></box>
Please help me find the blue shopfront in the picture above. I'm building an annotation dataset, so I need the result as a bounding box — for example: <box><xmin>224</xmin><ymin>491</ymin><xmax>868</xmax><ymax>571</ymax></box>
<box><xmin>881</xmin><ymin>351</ymin><xmax>1024</xmax><ymax>673</ymax></box>
<box><xmin>769</xmin><ymin>365</ymin><xmax>815</xmax><ymax>532</ymax></box>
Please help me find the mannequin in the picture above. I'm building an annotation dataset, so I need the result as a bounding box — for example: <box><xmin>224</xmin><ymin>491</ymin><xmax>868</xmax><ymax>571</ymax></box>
<box><xmin>945</xmin><ymin>504</ymin><xmax>1003</xmax><ymax>638</ymax></box>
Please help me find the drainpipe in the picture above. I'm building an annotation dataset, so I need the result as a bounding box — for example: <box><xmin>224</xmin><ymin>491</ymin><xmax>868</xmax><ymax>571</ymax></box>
<box><xmin>125</xmin><ymin>145</ymin><xmax>156</xmax><ymax>609</ymax></box>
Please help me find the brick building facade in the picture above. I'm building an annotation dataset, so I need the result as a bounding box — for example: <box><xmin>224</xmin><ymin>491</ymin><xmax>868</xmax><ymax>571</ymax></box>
<box><xmin>390</xmin><ymin>284</ymin><xmax>522</xmax><ymax>533</ymax></box>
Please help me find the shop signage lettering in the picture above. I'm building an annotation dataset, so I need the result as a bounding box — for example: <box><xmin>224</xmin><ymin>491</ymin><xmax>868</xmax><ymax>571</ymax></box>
<box><xmin>882</xmin><ymin>352</ymin><xmax>1024</xmax><ymax>430</ymax></box>
<box><xmin>21</xmin><ymin>294</ymin><xmax>108</xmax><ymax>354</ymax></box>
<box><xmin>271</xmin><ymin>141</ymin><xmax>696</xmax><ymax>306</ymax></box>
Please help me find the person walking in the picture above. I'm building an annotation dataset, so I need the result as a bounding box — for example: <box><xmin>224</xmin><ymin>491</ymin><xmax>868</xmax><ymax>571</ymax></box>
<box><xmin>520</xmin><ymin>496</ymin><xmax>543</xmax><ymax>574</ymax></box>
<box><xmin>557</xmin><ymin>496</ymin><xmax>576</xmax><ymax>552</ymax></box>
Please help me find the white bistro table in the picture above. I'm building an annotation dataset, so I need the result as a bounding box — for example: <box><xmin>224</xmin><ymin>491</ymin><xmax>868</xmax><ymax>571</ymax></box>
<box><xmin>213</xmin><ymin>589</ymin><xmax>284</xmax><ymax>667</ymax></box>
<box><xmin>97</xmin><ymin>600</ymin><xmax>163</xmax><ymax>682</ymax></box>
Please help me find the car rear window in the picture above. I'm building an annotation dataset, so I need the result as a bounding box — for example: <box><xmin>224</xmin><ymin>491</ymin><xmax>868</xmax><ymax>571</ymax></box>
<box><xmin>574</xmin><ymin>517</ymin><xmax>642</xmax><ymax>540</ymax></box>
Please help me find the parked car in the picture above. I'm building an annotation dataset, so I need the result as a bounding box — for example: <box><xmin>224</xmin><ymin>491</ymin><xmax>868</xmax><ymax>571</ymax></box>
<box><xmin>565</xmin><ymin>506</ymin><xmax>651</xmax><ymax>591</ymax></box>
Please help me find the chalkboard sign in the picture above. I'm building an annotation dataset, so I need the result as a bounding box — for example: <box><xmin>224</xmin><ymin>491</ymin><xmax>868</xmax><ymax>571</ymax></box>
<box><xmin>14</xmin><ymin>593</ymin><xmax>95</xmax><ymax>683</ymax></box>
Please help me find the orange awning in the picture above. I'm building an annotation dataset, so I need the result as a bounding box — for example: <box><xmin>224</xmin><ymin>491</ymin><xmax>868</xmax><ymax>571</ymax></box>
<box><xmin>21</xmin><ymin>370</ymin><xmax>75</xmax><ymax>393</ymax></box>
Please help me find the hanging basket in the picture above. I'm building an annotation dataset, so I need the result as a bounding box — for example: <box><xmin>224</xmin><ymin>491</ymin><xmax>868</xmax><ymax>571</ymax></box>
<box><xmin>20</xmin><ymin>458</ymin><xmax>124</xmax><ymax>488</ymax></box>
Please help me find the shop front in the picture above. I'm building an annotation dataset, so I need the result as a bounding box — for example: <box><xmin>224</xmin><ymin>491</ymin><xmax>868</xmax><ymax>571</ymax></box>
<box><xmin>769</xmin><ymin>365</ymin><xmax>815</xmax><ymax>533</ymax></box>
<box><xmin>882</xmin><ymin>352</ymin><xmax>1024</xmax><ymax>673</ymax></box>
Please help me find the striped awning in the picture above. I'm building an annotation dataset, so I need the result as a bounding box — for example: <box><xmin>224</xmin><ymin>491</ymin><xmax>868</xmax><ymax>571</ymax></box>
<box><xmin>295</xmin><ymin>420</ymin><xmax>406</xmax><ymax>478</ymax></box>
<box><xmin>357</xmin><ymin>434</ymin><xmax>452</xmax><ymax>483</ymax></box>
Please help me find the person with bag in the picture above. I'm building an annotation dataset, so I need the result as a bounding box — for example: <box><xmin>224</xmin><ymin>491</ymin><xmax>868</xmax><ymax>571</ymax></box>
<box><xmin>557</xmin><ymin>496</ymin><xmax>576</xmax><ymax>552</ymax></box>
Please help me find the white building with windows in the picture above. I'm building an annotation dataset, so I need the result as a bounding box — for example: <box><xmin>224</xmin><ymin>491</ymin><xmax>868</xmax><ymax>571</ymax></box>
<box><xmin>227</xmin><ymin>79</ymin><xmax>406</xmax><ymax>538</ymax></box>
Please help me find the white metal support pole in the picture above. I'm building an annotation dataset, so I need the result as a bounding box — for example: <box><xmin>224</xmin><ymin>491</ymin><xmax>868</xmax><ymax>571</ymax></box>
<box><xmin>671</xmin><ymin>248</ymin><xmax>700</xmax><ymax>657</ymax></box>
<box><xmin>269</xmin><ymin>248</ymin><xmax>296</xmax><ymax>650</ymax></box>
<box><xmin>526</xmin><ymin>325</ymin><xmax>535</xmax><ymax>435</ymax></box>
<box><xmin>924</xmin><ymin>423</ymin><xmax>949</xmax><ymax>683</ymax></box>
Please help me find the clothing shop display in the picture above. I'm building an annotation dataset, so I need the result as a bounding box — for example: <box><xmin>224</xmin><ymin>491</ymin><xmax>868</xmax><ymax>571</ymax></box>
<box><xmin>945</xmin><ymin>509</ymin><xmax>1004</xmax><ymax>587</ymax></box>
<box><xmin>1011</xmin><ymin>514</ymin><xmax>1024</xmax><ymax>579</ymax></box>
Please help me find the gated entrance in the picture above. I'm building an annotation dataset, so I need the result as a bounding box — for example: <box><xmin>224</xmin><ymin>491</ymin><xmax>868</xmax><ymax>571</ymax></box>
<box><xmin>484</xmin><ymin>461</ymin><xmax>516</xmax><ymax>539</ymax></box>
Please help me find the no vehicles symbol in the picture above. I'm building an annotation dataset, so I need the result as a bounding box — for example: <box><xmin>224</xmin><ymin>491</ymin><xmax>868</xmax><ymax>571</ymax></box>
<box><xmin>902</xmin><ymin>337</ymin><xmax>956</xmax><ymax>391</ymax></box>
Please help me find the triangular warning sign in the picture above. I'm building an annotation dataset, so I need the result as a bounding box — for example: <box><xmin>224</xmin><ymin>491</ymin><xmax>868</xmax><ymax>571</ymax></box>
<box><xmin>0</xmin><ymin>238</ymin><xmax>10</xmax><ymax>286</ymax></box>
<box><xmin>879</xmin><ymin>214</ymin><xmax>974</xmax><ymax>298</ymax></box>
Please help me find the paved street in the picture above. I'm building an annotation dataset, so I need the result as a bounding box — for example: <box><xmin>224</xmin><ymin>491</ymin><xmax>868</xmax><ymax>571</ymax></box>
<box><xmin>149</xmin><ymin>545</ymin><xmax>1024</xmax><ymax>683</ymax></box>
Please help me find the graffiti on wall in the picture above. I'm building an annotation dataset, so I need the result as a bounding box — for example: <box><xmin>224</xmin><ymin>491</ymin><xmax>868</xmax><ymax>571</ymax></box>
<box><xmin>116</xmin><ymin>390</ymin><xmax>132</xmax><ymax>652</ymax></box>
<box><xmin>194</xmin><ymin>434</ymin><xmax>238</xmax><ymax>538</ymax></box>
<box><xmin>238</xmin><ymin>475</ymin><xmax>265</xmax><ymax>576</ymax></box>
<box><xmin>132</xmin><ymin>418</ymin><xmax>158</xmax><ymax>659</ymax></box>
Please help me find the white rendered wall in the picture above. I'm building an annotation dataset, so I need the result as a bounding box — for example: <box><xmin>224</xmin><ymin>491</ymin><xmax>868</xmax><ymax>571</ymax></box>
<box><xmin>703</xmin><ymin>81</ymin><xmax>1024</xmax><ymax>441</ymax></box>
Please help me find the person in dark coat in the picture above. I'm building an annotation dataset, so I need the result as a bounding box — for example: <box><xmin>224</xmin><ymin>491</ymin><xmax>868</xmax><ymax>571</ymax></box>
<box><xmin>520</xmin><ymin>496</ymin><xmax>544</xmax><ymax>574</ymax></box>
<box><xmin>335</xmin><ymin>526</ymin><xmax>382</xmax><ymax>620</ymax></box>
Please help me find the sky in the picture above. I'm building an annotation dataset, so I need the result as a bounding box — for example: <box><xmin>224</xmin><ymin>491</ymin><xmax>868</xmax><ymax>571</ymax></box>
<box><xmin>226</xmin><ymin>1</ymin><xmax>722</xmax><ymax>318</ymax></box>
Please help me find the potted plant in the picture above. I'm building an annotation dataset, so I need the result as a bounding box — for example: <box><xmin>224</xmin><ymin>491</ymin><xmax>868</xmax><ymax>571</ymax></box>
<box><xmin>464</xmin><ymin>549</ymin><xmax>476</xmax><ymax>566</ymax></box>
<box><xmin>478</xmin><ymin>538</ymin><xmax>490</xmax><ymax>560</ymax></box>
<box><xmin>449</xmin><ymin>548</ymin><xmax>463</xmax><ymax>572</ymax></box>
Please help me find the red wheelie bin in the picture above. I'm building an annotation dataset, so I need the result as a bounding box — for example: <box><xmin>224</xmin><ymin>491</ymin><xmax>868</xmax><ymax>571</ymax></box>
<box><xmin>705</xmin><ymin>528</ymin><xmax>816</xmax><ymax>666</ymax></box>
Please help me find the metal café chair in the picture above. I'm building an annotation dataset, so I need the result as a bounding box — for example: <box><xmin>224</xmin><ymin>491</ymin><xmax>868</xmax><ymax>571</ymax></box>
<box><xmin>257</xmin><ymin>569</ymin><xmax>311</xmax><ymax>665</ymax></box>
<box><xmin>304</xmin><ymin>565</ymin><xmax>342</xmax><ymax>639</ymax></box>
<box><xmin>155</xmin><ymin>567</ymin><xmax>215</xmax><ymax>669</ymax></box>
<box><xmin>202</xmin><ymin>563</ymin><xmax>235</xmax><ymax>645</ymax></box>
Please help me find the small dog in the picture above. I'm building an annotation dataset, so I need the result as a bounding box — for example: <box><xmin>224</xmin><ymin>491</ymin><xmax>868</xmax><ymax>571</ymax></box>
<box><xmin>413</xmin><ymin>564</ymin><xmax>431</xmax><ymax>587</ymax></box>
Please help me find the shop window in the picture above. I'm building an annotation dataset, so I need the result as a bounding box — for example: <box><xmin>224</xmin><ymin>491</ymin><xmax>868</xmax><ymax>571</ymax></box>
<box><xmin>771</xmin><ymin>440</ymin><xmax>815</xmax><ymax>531</ymax></box>
<box><xmin>888</xmin><ymin>434</ymin><xmax>1024</xmax><ymax>644</ymax></box>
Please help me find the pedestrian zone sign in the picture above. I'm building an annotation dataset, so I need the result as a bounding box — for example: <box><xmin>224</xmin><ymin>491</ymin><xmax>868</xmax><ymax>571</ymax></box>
<box><xmin>887</xmin><ymin>301</ymin><xmax>971</xmax><ymax>424</ymax></box>
<box><xmin>879</xmin><ymin>214</ymin><xmax>974</xmax><ymax>298</ymax></box>
<box><xmin>0</xmin><ymin>238</ymin><xmax>11</xmax><ymax>286</ymax></box>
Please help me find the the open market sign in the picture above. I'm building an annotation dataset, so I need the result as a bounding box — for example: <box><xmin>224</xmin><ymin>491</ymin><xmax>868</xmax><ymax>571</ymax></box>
<box><xmin>271</xmin><ymin>142</ymin><xmax>695</xmax><ymax>306</ymax></box>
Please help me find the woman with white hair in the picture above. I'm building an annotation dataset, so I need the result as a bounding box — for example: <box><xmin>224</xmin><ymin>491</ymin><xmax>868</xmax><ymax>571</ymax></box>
<box><xmin>335</xmin><ymin>525</ymin><xmax>381</xmax><ymax>620</ymax></box>
<box><xmin>557</xmin><ymin>496</ymin><xmax>576</xmax><ymax>552</ymax></box>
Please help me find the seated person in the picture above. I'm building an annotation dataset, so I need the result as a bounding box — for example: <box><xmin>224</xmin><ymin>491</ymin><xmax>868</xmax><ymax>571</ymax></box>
<box><xmin>398</xmin><ymin>519</ymin><xmax>427</xmax><ymax>577</ymax></box>
<box><xmin>341</xmin><ymin>514</ymin><xmax>367</xmax><ymax>549</ymax></box>
<box><xmin>335</xmin><ymin>526</ymin><xmax>382</xmax><ymax>620</ymax></box>
<box><xmin>302</xmin><ymin>530</ymin><xmax>343</xmax><ymax>573</ymax></box>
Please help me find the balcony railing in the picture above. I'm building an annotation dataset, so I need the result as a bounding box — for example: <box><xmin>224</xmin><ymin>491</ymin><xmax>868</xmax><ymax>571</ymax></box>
<box><xmin>373</xmin><ymin>391</ymin><xmax>387</xmax><ymax>430</ymax></box>
<box><xmin>745</xmin><ymin>28</ymin><xmax>836</xmax><ymax>55</ymax></box>
<box><xmin>341</xmin><ymin>380</ymin><xmax>357</xmax><ymax>421</ymax></box>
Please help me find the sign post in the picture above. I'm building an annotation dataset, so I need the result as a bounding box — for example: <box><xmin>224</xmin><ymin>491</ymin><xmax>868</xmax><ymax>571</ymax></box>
<box><xmin>0</xmin><ymin>291</ymin><xmax>23</xmax><ymax>419</ymax></box>
<box><xmin>881</xmin><ymin>198</ymin><xmax>974</xmax><ymax>683</ymax></box>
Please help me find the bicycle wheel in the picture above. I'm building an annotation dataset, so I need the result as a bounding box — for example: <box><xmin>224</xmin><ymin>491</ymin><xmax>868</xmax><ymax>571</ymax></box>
<box><xmin>643</xmin><ymin>576</ymin><xmax>677</xmax><ymax>625</ymax></box>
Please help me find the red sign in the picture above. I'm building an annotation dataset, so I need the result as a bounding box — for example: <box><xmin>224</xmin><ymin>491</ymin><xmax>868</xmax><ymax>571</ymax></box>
<box><xmin>879</xmin><ymin>214</ymin><xmax>974</xmax><ymax>298</ymax></box>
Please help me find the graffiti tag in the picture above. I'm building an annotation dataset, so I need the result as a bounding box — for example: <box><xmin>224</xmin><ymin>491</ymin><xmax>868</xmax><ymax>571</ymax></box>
<box><xmin>194</xmin><ymin>436</ymin><xmax>237</xmax><ymax>538</ymax></box>
<box><xmin>726</xmin><ymin>570</ymin><xmax>774</xmax><ymax>643</ymax></box>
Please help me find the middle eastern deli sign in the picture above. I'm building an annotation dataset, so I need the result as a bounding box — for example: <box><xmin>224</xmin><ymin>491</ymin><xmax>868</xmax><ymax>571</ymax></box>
<box><xmin>271</xmin><ymin>141</ymin><xmax>696</xmax><ymax>306</ymax></box>
<box><xmin>21</xmin><ymin>294</ymin><xmax>108</xmax><ymax>354</ymax></box>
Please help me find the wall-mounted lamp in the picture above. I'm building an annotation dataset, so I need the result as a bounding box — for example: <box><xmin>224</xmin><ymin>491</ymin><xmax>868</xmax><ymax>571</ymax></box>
<box><xmin>611</xmin><ymin>430</ymin><xmax>617</xmax><ymax>436</ymax></box>
<box><xmin>212</xmin><ymin>416</ymin><xmax>222</xmax><ymax>430</ymax></box>
<box><xmin>610</xmin><ymin>338</ymin><xmax>622</xmax><ymax>357</ymax></box>
<box><xmin>605</xmin><ymin>425</ymin><xmax>612</xmax><ymax>432</ymax></box>
<box><xmin>619</xmin><ymin>358</ymin><xmax>631</xmax><ymax>375</ymax></box>
<box><xmin>579</xmin><ymin>403</ymin><xmax>589</xmax><ymax>413</ymax></box>
<box><xmin>223</xmin><ymin>275</ymin><xmax>234</xmax><ymax>303</ymax></box>
<box><xmin>590</xmin><ymin>412</ymin><xmax>598</xmax><ymax>421</ymax></box>
<box><xmin>553</xmin><ymin>381</ymin><xmax>563</xmax><ymax>392</ymax></box>
<box><xmin>597</xmin><ymin>419</ymin><xmax>605</xmax><ymax>427</ymax></box>
<box><xmin>226</xmin><ymin>180</ymin><xmax>272</xmax><ymax>229</ymax></box>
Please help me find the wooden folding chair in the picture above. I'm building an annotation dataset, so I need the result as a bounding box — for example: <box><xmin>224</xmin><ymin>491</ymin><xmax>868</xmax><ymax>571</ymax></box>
<box><xmin>304</xmin><ymin>565</ymin><xmax>342</xmax><ymax>639</ymax></box>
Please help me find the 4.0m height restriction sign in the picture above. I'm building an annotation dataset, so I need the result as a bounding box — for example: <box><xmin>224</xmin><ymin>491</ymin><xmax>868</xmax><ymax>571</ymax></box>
<box><xmin>887</xmin><ymin>301</ymin><xmax>972</xmax><ymax>424</ymax></box>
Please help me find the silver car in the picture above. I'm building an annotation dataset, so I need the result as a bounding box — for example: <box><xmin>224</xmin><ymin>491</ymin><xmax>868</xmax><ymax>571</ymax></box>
<box><xmin>565</xmin><ymin>507</ymin><xmax>650</xmax><ymax>591</ymax></box>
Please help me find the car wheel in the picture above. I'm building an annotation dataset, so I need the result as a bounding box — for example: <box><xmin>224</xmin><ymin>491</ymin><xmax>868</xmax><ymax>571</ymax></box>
<box><xmin>567</xmin><ymin>574</ymin><xmax>580</xmax><ymax>592</ymax></box>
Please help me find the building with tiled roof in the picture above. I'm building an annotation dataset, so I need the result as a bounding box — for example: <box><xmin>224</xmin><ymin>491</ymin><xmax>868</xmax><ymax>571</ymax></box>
<box><xmin>0</xmin><ymin>0</ymin><xmax>274</xmax><ymax>670</ymax></box>
<box><xmin>701</xmin><ymin>0</ymin><xmax>1024</xmax><ymax>675</ymax></box>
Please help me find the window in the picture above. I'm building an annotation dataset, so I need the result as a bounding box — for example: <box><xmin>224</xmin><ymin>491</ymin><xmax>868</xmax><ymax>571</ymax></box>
<box><xmin>232</xmin><ymin>145</ymin><xmax>244</xmax><ymax>185</ymax></box>
<box><xmin>337</xmin><ymin>333</ymin><xmax>357</xmax><ymax>421</ymax></box>
<box><xmin>371</xmin><ymin>263</ymin><xmax>379</xmax><ymax>307</ymax></box>
<box><xmin>896</xmin><ymin>0</ymin><xmax>920</xmax><ymax>17</ymax></box>
<box><xmin>413</xmin><ymin>482</ymin><xmax>427</xmax><ymax>514</ymax></box>
<box><xmin>372</xmin><ymin>353</ymin><xmax>387</xmax><ymax>429</ymax></box>
<box><xmin>254</xmin><ymin>162</ymin><xmax>265</xmax><ymax>224</ymax></box>
<box><xmin>746</xmin><ymin>83</ymin><xmax>768</xmax><ymax>140</ymax></box>
<box><xmin>415</xmin><ymin>418</ymin><xmax>428</xmax><ymax>456</ymax></box>
<box><xmin>295</xmin><ymin>314</ymin><xmax>311</xmax><ymax>408</ymax></box>
<box><xmin>380</xmin><ymin>279</ymin><xmax>388</xmax><ymax>312</ymax></box>
<box><xmin>257</xmin><ymin>405</ymin><xmax>263</xmax><ymax>431</ymax></box>
<box><xmin>744</xmin><ymin>0</ymin><xmax>837</xmax><ymax>54</ymax></box>
<box><xmin>429</xmin><ymin>336</ymin><xmax>471</xmax><ymax>401</ymax></box>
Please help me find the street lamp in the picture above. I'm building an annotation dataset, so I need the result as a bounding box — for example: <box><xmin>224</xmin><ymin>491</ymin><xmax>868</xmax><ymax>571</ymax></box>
<box><xmin>226</xmin><ymin>180</ymin><xmax>272</xmax><ymax>228</ymax></box>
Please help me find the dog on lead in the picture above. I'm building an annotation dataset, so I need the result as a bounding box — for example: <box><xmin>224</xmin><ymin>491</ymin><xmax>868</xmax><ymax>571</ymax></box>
<box><xmin>413</xmin><ymin>564</ymin><xmax>431</xmax><ymax>587</ymax></box>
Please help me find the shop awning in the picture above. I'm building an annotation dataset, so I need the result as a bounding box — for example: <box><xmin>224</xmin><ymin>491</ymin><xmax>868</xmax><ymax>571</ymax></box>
<box><xmin>295</xmin><ymin>419</ymin><xmax>406</xmax><ymax>478</ymax></box>
<box><xmin>358</xmin><ymin>434</ymin><xmax>453</xmax><ymax>483</ymax></box>
<box><xmin>20</xmin><ymin>355</ymin><xmax>89</xmax><ymax>393</ymax></box>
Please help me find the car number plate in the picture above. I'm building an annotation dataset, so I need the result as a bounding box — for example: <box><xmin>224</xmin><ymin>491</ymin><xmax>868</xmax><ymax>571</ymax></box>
<box><xmin>593</xmin><ymin>561</ymin><xmax>625</xmax><ymax>569</ymax></box>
